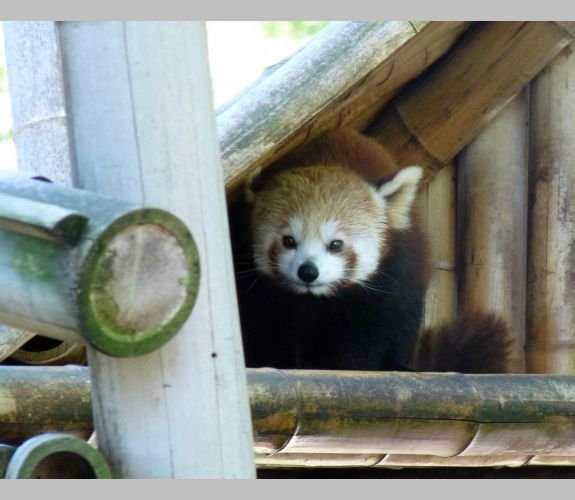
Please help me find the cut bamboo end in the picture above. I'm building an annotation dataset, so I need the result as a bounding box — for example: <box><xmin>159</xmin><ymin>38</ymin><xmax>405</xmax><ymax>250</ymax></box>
<box><xmin>4</xmin><ymin>434</ymin><xmax>112</xmax><ymax>479</ymax></box>
<box><xmin>8</xmin><ymin>338</ymin><xmax>86</xmax><ymax>365</ymax></box>
<box><xmin>79</xmin><ymin>209</ymin><xmax>201</xmax><ymax>357</ymax></box>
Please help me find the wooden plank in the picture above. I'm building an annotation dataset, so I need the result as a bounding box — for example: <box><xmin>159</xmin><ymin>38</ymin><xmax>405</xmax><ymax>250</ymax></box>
<box><xmin>368</xmin><ymin>21</ymin><xmax>575</xmax><ymax>176</ymax></box>
<box><xmin>526</xmin><ymin>43</ymin><xmax>575</xmax><ymax>374</ymax></box>
<box><xmin>55</xmin><ymin>21</ymin><xmax>254</xmax><ymax>478</ymax></box>
<box><xmin>218</xmin><ymin>21</ymin><xmax>470</xmax><ymax>196</ymax></box>
<box><xmin>456</xmin><ymin>90</ymin><xmax>529</xmax><ymax>373</ymax></box>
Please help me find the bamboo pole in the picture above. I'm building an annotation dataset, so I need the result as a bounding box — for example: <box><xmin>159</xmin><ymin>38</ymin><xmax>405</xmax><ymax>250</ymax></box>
<box><xmin>367</xmin><ymin>21</ymin><xmax>575</xmax><ymax>176</ymax></box>
<box><xmin>415</xmin><ymin>163</ymin><xmax>457</xmax><ymax>329</ymax></box>
<box><xmin>248</xmin><ymin>369</ymin><xmax>575</xmax><ymax>460</ymax></box>
<box><xmin>456</xmin><ymin>89</ymin><xmax>529</xmax><ymax>373</ymax></box>
<box><xmin>2</xmin><ymin>22</ymin><xmax>86</xmax><ymax>362</ymax></box>
<box><xmin>527</xmin><ymin>44</ymin><xmax>575</xmax><ymax>374</ymax></box>
<box><xmin>0</xmin><ymin>366</ymin><xmax>92</xmax><ymax>445</ymax></box>
<box><xmin>0</xmin><ymin>172</ymin><xmax>200</xmax><ymax>357</ymax></box>
<box><xmin>4</xmin><ymin>434</ymin><xmax>112</xmax><ymax>479</ymax></box>
<box><xmin>4</xmin><ymin>366</ymin><xmax>575</xmax><ymax>467</ymax></box>
<box><xmin>218</xmin><ymin>21</ymin><xmax>470</xmax><ymax>196</ymax></box>
<box><xmin>51</xmin><ymin>21</ymin><xmax>255</xmax><ymax>478</ymax></box>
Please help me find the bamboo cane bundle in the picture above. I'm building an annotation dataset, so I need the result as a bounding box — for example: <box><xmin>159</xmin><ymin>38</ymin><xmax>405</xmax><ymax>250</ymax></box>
<box><xmin>526</xmin><ymin>44</ymin><xmax>575</xmax><ymax>374</ymax></box>
<box><xmin>456</xmin><ymin>90</ymin><xmax>529</xmax><ymax>373</ymax></box>
<box><xmin>218</xmin><ymin>21</ymin><xmax>470</xmax><ymax>196</ymax></box>
<box><xmin>368</xmin><ymin>22</ymin><xmax>575</xmax><ymax>176</ymax></box>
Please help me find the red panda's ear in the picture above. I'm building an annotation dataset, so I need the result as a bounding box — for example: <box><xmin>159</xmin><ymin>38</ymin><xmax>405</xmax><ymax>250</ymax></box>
<box><xmin>245</xmin><ymin>167</ymin><xmax>264</xmax><ymax>204</ymax></box>
<box><xmin>377</xmin><ymin>166</ymin><xmax>423</xmax><ymax>230</ymax></box>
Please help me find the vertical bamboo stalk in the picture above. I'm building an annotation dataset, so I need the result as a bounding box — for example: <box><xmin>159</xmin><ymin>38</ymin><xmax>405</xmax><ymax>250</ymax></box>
<box><xmin>6</xmin><ymin>21</ymin><xmax>255</xmax><ymax>478</ymax></box>
<box><xmin>456</xmin><ymin>90</ymin><xmax>529</xmax><ymax>373</ymax></box>
<box><xmin>527</xmin><ymin>44</ymin><xmax>575</xmax><ymax>374</ymax></box>
<box><xmin>416</xmin><ymin>163</ymin><xmax>457</xmax><ymax>328</ymax></box>
<box><xmin>3</xmin><ymin>22</ymin><xmax>76</xmax><ymax>363</ymax></box>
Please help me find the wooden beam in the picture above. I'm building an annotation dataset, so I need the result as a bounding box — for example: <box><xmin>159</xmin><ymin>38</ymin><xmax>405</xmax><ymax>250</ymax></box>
<box><xmin>218</xmin><ymin>21</ymin><xmax>470</xmax><ymax>196</ymax></box>
<box><xmin>368</xmin><ymin>21</ymin><xmax>575</xmax><ymax>176</ymax></box>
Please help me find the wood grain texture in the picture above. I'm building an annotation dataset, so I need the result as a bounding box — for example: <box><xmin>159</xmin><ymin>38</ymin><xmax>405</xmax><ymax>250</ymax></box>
<box><xmin>456</xmin><ymin>90</ymin><xmax>529</xmax><ymax>373</ymax></box>
<box><xmin>368</xmin><ymin>21</ymin><xmax>575</xmax><ymax>175</ymax></box>
<box><xmin>218</xmin><ymin>21</ymin><xmax>469</xmax><ymax>196</ymax></box>
<box><xmin>527</xmin><ymin>44</ymin><xmax>575</xmax><ymax>374</ymax></box>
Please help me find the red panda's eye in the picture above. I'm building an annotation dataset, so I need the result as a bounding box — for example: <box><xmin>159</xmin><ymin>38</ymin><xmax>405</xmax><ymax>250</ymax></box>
<box><xmin>282</xmin><ymin>235</ymin><xmax>297</xmax><ymax>249</ymax></box>
<box><xmin>328</xmin><ymin>240</ymin><xmax>344</xmax><ymax>252</ymax></box>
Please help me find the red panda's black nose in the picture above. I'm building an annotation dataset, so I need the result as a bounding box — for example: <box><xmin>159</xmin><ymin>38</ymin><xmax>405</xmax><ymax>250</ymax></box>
<box><xmin>298</xmin><ymin>262</ymin><xmax>319</xmax><ymax>283</ymax></box>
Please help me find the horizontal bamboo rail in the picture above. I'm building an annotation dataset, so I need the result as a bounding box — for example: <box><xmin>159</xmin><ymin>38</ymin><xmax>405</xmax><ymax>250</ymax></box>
<box><xmin>6</xmin><ymin>366</ymin><xmax>575</xmax><ymax>468</ymax></box>
<box><xmin>218</xmin><ymin>21</ymin><xmax>470</xmax><ymax>196</ymax></box>
<box><xmin>0</xmin><ymin>366</ymin><xmax>92</xmax><ymax>444</ymax></box>
<box><xmin>368</xmin><ymin>21</ymin><xmax>575</xmax><ymax>176</ymax></box>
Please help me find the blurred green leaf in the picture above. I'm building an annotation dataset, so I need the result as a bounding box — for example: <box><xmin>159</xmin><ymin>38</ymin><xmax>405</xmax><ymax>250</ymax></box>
<box><xmin>259</xmin><ymin>21</ymin><xmax>329</xmax><ymax>40</ymax></box>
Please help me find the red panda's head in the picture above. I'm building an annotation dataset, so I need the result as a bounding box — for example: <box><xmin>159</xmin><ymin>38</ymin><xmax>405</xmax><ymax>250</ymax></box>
<box><xmin>246</xmin><ymin>163</ymin><xmax>423</xmax><ymax>296</ymax></box>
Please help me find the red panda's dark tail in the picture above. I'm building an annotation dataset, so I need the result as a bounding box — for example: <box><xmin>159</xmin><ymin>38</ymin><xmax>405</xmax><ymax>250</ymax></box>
<box><xmin>410</xmin><ymin>312</ymin><xmax>515</xmax><ymax>374</ymax></box>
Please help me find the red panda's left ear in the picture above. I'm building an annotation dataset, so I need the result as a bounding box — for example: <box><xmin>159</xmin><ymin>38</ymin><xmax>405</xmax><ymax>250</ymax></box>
<box><xmin>245</xmin><ymin>167</ymin><xmax>264</xmax><ymax>204</ymax></box>
<box><xmin>377</xmin><ymin>166</ymin><xmax>423</xmax><ymax>230</ymax></box>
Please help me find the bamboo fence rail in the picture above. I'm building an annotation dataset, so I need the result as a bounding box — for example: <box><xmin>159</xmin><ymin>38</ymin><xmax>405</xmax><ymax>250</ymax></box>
<box><xmin>4</xmin><ymin>366</ymin><xmax>575</xmax><ymax>468</ymax></box>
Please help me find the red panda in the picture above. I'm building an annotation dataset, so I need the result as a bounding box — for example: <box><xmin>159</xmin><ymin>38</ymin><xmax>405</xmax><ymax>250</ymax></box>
<box><xmin>230</xmin><ymin>129</ymin><xmax>513</xmax><ymax>373</ymax></box>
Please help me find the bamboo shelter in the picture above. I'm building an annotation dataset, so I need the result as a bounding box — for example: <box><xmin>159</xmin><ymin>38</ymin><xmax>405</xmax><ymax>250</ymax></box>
<box><xmin>2</xmin><ymin>21</ymin><xmax>575</xmax><ymax>478</ymax></box>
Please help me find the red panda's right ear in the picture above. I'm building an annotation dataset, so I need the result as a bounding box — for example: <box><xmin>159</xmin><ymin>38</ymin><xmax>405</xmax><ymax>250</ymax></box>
<box><xmin>245</xmin><ymin>167</ymin><xmax>264</xmax><ymax>204</ymax></box>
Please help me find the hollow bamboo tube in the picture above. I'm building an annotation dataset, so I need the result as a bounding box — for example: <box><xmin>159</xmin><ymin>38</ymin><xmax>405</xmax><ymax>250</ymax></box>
<box><xmin>456</xmin><ymin>89</ymin><xmax>529</xmax><ymax>373</ymax></box>
<box><xmin>0</xmin><ymin>173</ymin><xmax>200</xmax><ymax>358</ymax></box>
<box><xmin>8</xmin><ymin>338</ymin><xmax>86</xmax><ymax>366</ymax></box>
<box><xmin>4</xmin><ymin>434</ymin><xmax>112</xmax><ymax>479</ymax></box>
<box><xmin>527</xmin><ymin>44</ymin><xmax>575</xmax><ymax>373</ymax></box>
<box><xmin>415</xmin><ymin>163</ymin><xmax>457</xmax><ymax>329</ymax></box>
<box><xmin>368</xmin><ymin>22</ymin><xmax>575</xmax><ymax>175</ymax></box>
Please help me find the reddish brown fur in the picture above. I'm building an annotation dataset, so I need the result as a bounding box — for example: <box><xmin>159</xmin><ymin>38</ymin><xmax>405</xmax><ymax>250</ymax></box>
<box><xmin>411</xmin><ymin>312</ymin><xmax>514</xmax><ymax>373</ymax></box>
<box><xmin>273</xmin><ymin>129</ymin><xmax>400</xmax><ymax>182</ymax></box>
